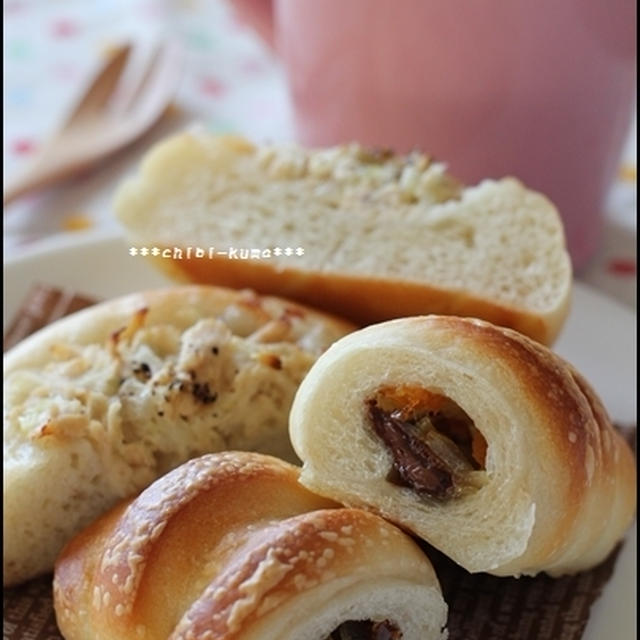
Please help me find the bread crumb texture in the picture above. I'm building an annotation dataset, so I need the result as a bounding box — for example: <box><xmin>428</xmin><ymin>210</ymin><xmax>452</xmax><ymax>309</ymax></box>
<box><xmin>116</xmin><ymin>134</ymin><xmax>571</xmax><ymax>313</ymax></box>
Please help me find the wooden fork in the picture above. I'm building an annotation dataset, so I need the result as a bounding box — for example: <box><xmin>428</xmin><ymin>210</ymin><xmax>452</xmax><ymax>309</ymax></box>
<box><xmin>3</xmin><ymin>41</ymin><xmax>183</xmax><ymax>206</ymax></box>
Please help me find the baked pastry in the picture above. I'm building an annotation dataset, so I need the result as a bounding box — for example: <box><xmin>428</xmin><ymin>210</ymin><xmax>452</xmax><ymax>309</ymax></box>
<box><xmin>114</xmin><ymin>132</ymin><xmax>572</xmax><ymax>345</ymax></box>
<box><xmin>289</xmin><ymin>315</ymin><xmax>637</xmax><ymax>577</ymax></box>
<box><xmin>3</xmin><ymin>285</ymin><xmax>353</xmax><ymax>586</ymax></box>
<box><xmin>53</xmin><ymin>451</ymin><xmax>449</xmax><ymax>640</ymax></box>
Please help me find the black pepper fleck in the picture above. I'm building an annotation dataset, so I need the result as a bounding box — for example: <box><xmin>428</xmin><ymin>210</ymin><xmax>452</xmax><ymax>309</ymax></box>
<box><xmin>132</xmin><ymin>362</ymin><xmax>152</xmax><ymax>380</ymax></box>
<box><xmin>191</xmin><ymin>381</ymin><xmax>217</xmax><ymax>404</ymax></box>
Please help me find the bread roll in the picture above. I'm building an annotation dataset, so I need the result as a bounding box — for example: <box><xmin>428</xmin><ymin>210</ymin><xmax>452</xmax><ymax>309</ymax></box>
<box><xmin>289</xmin><ymin>316</ymin><xmax>636</xmax><ymax>577</ymax></box>
<box><xmin>114</xmin><ymin>132</ymin><xmax>572</xmax><ymax>346</ymax></box>
<box><xmin>3</xmin><ymin>285</ymin><xmax>353</xmax><ymax>586</ymax></box>
<box><xmin>54</xmin><ymin>451</ymin><xmax>449</xmax><ymax>640</ymax></box>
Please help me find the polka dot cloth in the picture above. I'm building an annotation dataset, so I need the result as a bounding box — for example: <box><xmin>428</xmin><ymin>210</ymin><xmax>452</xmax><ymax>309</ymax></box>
<box><xmin>3</xmin><ymin>0</ymin><xmax>637</xmax><ymax>309</ymax></box>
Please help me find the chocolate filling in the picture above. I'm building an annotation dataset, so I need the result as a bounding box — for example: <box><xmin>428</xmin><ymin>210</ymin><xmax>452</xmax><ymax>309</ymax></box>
<box><xmin>328</xmin><ymin>619</ymin><xmax>402</xmax><ymax>640</ymax></box>
<box><xmin>367</xmin><ymin>387</ymin><xmax>487</xmax><ymax>500</ymax></box>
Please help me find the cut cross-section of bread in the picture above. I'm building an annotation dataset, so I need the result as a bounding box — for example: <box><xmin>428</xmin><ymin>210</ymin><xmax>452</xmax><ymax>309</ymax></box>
<box><xmin>115</xmin><ymin>133</ymin><xmax>572</xmax><ymax>345</ymax></box>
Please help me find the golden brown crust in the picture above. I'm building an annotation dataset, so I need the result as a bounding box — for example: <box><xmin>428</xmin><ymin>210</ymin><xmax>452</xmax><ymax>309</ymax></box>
<box><xmin>289</xmin><ymin>315</ymin><xmax>636</xmax><ymax>575</ymax></box>
<box><xmin>54</xmin><ymin>452</ymin><xmax>337</xmax><ymax>639</ymax></box>
<box><xmin>424</xmin><ymin>317</ymin><xmax>636</xmax><ymax>574</ymax></box>
<box><xmin>424</xmin><ymin>317</ymin><xmax>631</xmax><ymax>571</ymax></box>
<box><xmin>432</xmin><ymin>317</ymin><xmax>592</xmax><ymax>473</ymax></box>
<box><xmin>157</xmin><ymin>254</ymin><xmax>562</xmax><ymax>346</ymax></box>
<box><xmin>54</xmin><ymin>503</ymin><xmax>130</xmax><ymax>638</ymax></box>
<box><xmin>54</xmin><ymin>452</ymin><xmax>447</xmax><ymax>640</ymax></box>
<box><xmin>171</xmin><ymin>508</ymin><xmax>424</xmax><ymax>640</ymax></box>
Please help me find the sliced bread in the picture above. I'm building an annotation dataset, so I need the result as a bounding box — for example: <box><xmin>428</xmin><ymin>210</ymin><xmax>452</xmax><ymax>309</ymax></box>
<box><xmin>114</xmin><ymin>133</ymin><xmax>572</xmax><ymax>345</ymax></box>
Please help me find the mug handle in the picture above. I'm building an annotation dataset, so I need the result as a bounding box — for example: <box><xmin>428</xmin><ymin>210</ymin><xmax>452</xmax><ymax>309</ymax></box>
<box><xmin>231</xmin><ymin>0</ymin><xmax>276</xmax><ymax>50</ymax></box>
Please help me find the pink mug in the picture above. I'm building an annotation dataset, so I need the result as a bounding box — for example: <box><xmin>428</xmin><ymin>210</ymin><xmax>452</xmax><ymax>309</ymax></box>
<box><xmin>233</xmin><ymin>0</ymin><xmax>637</xmax><ymax>271</ymax></box>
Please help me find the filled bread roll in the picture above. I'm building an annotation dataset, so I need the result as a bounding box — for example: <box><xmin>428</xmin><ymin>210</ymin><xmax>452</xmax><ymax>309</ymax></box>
<box><xmin>3</xmin><ymin>285</ymin><xmax>353</xmax><ymax>586</ymax></box>
<box><xmin>289</xmin><ymin>316</ymin><xmax>636</xmax><ymax>577</ymax></box>
<box><xmin>115</xmin><ymin>132</ymin><xmax>572</xmax><ymax>345</ymax></box>
<box><xmin>54</xmin><ymin>451</ymin><xmax>449</xmax><ymax>640</ymax></box>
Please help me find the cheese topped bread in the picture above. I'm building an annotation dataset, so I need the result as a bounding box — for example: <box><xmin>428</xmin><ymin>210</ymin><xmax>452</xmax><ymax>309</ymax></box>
<box><xmin>3</xmin><ymin>285</ymin><xmax>353</xmax><ymax>585</ymax></box>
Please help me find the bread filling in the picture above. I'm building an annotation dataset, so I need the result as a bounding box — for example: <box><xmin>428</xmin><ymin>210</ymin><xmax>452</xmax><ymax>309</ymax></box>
<box><xmin>327</xmin><ymin>619</ymin><xmax>402</xmax><ymax>640</ymax></box>
<box><xmin>367</xmin><ymin>385</ymin><xmax>487</xmax><ymax>500</ymax></box>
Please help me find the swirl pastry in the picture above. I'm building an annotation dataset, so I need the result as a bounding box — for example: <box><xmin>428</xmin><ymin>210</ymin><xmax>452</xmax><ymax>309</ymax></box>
<box><xmin>289</xmin><ymin>315</ymin><xmax>636</xmax><ymax>576</ymax></box>
<box><xmin>53</xmin><ymin>452</ymin><xmax>449</xmax><ymax>640</ymax></box>
<box><xmin>3</xmin><ymin>285</ymin><xmax>353</xmax><ymax>585</ymax></box>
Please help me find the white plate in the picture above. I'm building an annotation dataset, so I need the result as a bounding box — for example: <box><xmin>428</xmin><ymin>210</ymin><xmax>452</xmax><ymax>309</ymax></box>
<box><xmin>3</xmin><ymin>232</ymin><xmax>637</xmax><ymax>639</ymax></box>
